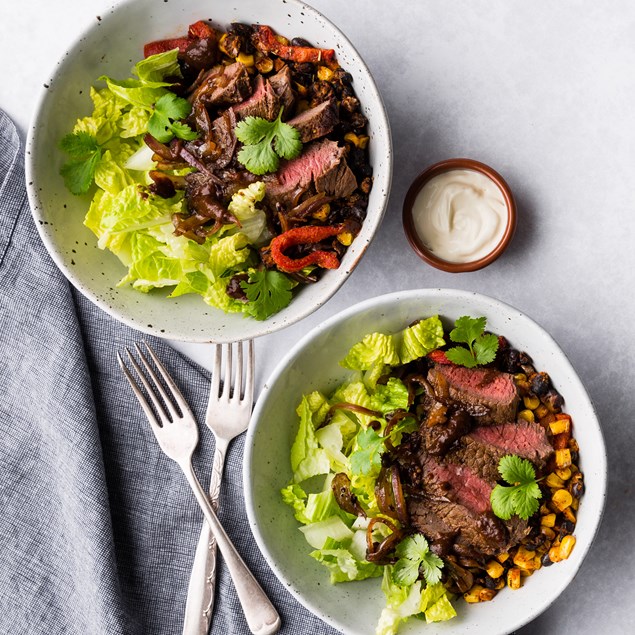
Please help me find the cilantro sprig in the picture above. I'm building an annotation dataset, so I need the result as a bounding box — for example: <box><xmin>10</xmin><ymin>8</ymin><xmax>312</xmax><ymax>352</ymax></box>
<box><xmin>241</xmin><ymin>269</ymin><xmax>296</xmax><ymax>321</ymax></box>
<box><xmin>445</xmin><ymin>316</ymin><xmax>499</xmax><ymax>368</ymax></box>
<box><xmin>490</xmin><ymin>455</ymin><xmax>543</xmax><ymax>520</ymax></box>
<box><xmin>235</xmin><ymin>108</ymin><xmax>302</xmax><ymax>175</ymax></box>
<box><xmin>349</xmin><ymin>427</ymin><xmax>384</xmax><ymax>476</ymax></box>
<box><xmin>392</xmin><ymin>534</ymin><xmax>444</xmax><ymax>586</ymax></box>
<box><xmin>59</xmin><ymin>131</ymin><xmax>103</xmax><ymax>195</ymax></box>
<box><xmin>147</xmin><ymin>93</ymin><xmax>197</xmax><ymax>143</ymax></box>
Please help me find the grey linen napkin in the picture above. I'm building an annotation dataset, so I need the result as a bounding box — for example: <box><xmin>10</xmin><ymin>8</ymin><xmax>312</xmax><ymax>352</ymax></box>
<box><xmin>0</xmin><ymin>110</ymin><xmax>338</xmax><ymax>635</ymax></box>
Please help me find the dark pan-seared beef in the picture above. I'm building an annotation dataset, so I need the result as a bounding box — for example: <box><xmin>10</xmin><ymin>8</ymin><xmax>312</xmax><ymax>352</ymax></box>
<box><xmin>315</xmin><ymin>157</ymin><xmax>357</xmax><ymax>199</ymax></box>
<box><xmin>287</xmin><ymin>98</ymin><xmax>339</xmax><ymax>143</ymax></box>
<box><xmin>445</xmin><ymin>436</ymin><xmax>508</xmax><ymax>482</ymax></box>
<box><xmin>428</xmin><ymin>364</ymin><xmax>519</xmax><ymax>425</ymax></box>
<box><xmin>425</xmin><ymin>408</ymin><xmax>472</xmax><ymax>456</ymax></box>
<box><xmin>468</xmin><ymin>421</ymin><xmax>553</xmax><ymax>465</ymax></box>
<box><xmin>191</xmin><ymin>62</ymin><xmax>252</xmax><ymax>106</ymax></box>
<box><xmin>265</xmin><ymin>139</ymin><xmax>357</xmax><ymax>206</ymax></box>
<box><xmin>423</xmin><ymin>457</ymin><xmax>494</xmax><ymax>515</ymax></box>
<box><xmin>410</xmin><ymin>497</ymin><xmax>508</xmax><ymax>557</ymax></box>
<box><xmin>269</xmin><ymin>65</ymin><xmax>295</xmax><ymax>112</ymax></box>
<box><xmin>233</xmin><ymin>74</ymin><xmax>280</xmax><ymax>121</ymax></box>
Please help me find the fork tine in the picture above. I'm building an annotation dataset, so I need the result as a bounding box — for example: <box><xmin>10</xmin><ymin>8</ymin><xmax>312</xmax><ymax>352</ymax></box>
<box><xmin>220</xmin><ymin>343</ymin><xmax>232</xmax><ymax>400</ymax></box>
<box><xmin>211</xmin><ymin>344</ymin><xmax>222</xmax><ymax>399</ymax></box>
<box><xmin>234</xmin><ymin>341</ymin><xmax>244</xmax><ymax>399</ymax></box>
<box><xmin>243</xmin><ymin>340</ymin><xmax>254</xmax><ymax>403</ymax></box>
<box><xmin>133</xmin><ymin>343</ymin><xmax>181</xmax><ymax>422</ymax></box>
<box><xmin>117</xmin><ymin>351</ymin><xmax>164</xmax><ymax>430</ymax></box>
<box><xmin>141</xmin><ymin>341</ymin><xmax>195</xmax><ymax>418</ymax></box>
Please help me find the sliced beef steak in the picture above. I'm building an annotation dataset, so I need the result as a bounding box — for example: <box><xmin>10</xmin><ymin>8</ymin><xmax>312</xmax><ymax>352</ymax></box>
<box><xmin>468</xmin><ymin>421</ymin><xmax>553</xmax><ymax>465</ymax></box>
<box><xmin>428</xmin><ymin>364</ymin><xmax>519</xmax><ymax>425</ymax></box>
<box><xmin>233</xmin><ymin>74</ymin><xmax>280</xmax><ymax>121</ymax></box>
<box><xmin>423</xmin><ymin>457</ymin><xmax>494</xmax><ymax>515</ymax></box>
<box><xmin>288</xmin><ymin>98</ymin><xmax>339</xmax><ymax>143</ymax></box>
<box><xmin>445</xmin><ymin>436</ymin><xmax>508</xmax><ymax>482</ymax></box>
<box><xmin>192</xmin><ymin>62</ymin><xmax>252</xmax><ymax>106</ymax></box>
<box><xmin>265</xmin><ymin>139</ymin><xmax>357</xmax><ymax>206</ymax></box>
<box><xmin>410</xmin><ymin>497</ymin><xmax>507</xmax><ymax>557</ymax></box>
<box><xmin>269</xmin><ymin>65</ymin><xmax>295</xmax><ymax>112</ymax></box>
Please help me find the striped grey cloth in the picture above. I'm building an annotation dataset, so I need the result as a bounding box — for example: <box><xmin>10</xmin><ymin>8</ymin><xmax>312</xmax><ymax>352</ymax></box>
<box><xmin>0</xmin><ymin>110</ymin><xmax>338</xmax><ymax>635</ymax></box>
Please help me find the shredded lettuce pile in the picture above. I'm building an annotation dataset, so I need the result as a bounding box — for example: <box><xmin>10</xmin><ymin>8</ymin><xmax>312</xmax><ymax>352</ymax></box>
<box><xmin>62</xmin><ymin>50</ymin><xmax>291</xmax><ymax>320</ymax></box>
<box><xmin>282</xmin><ymin>316</ymin><xmax>457</xmax><ymax>635</ymax></box>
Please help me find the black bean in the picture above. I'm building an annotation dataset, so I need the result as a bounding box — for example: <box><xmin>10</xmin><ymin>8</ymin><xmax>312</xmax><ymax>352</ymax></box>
<box><xmin>291</xmin><ymin>36</ymin><xmax>313</xmax><ymax>47</ymax></box>
<box><xmin>541</xmin><ymin>552</ymin><xmax>554</xmax><ymax>567</ymax></box>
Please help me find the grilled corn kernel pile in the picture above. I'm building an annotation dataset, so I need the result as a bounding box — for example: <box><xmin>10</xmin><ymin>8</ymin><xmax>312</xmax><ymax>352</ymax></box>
<box><xmin>463</xmin><ymin>373</ymin><xmax>583</xmax><ymax>604</ymax></box>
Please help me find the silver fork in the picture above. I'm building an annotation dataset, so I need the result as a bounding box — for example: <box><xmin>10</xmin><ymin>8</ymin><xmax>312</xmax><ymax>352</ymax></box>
<box><xmin>182</xmin><ymin>341</ymin><xmax>255</xmax><ymax>635</ymax></box>
<box><xmin>117</xmin><ymin>343</ymin><xmax>280</xmax><ymax>635</ymax></box>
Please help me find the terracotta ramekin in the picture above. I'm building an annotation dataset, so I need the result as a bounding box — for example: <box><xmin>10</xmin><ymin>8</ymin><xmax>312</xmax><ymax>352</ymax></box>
<box><xmin>402</xmin><ymin>158</ymin><xmax>517</xmax><ymax>273</ymax></box>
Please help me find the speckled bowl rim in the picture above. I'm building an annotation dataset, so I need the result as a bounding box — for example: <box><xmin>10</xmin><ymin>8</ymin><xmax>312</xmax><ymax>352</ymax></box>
<box><xmin>402</xmin><ymin>159</ymin><xmax>516</xmax><ymax>273</ymax></box>
<box><xmin>24</xmin><ymin>0</ymin><xmax>393</xmax><ymax>343</ymax></box>
<box><xmin>244</xmin><ymin>288</ymin><xmax>607</xmax><ymax>634</ymax></box>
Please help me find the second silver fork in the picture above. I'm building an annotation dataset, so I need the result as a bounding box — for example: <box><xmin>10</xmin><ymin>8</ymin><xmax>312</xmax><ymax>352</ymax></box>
<box><xmin>182</xmin><ymin>340</ymin><xmax>254</xmax><ymax>635</ymax></box>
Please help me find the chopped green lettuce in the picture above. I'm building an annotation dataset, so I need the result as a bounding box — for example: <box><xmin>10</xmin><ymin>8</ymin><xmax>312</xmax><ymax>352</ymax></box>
<box><xmin>398</xmin><ymin>316</ymin><xmax>446</xmax><ymax>364</ymax></box>
<box><xmin>227</xmin><ymin>181</ymin><xmax>268</xmax><ymax>244</ymax></box>
<box><xmin>300</xmin><ymin>516</ymin><xmax>354</xmax><ymax>549</ymax></box>
<box><xmin>310</xmin><ymin>540</ymin><xmax>383</xmax><ymax>584</ymax></box>
<box><xmin>290</xmin><ymin>392</ymin><xmax>331</xmax><ymax>483</ymax></box>
<box><xmin>340</xmin><ymin>332</ymin><xmax>399</xmax><ymax>388</ymax></box>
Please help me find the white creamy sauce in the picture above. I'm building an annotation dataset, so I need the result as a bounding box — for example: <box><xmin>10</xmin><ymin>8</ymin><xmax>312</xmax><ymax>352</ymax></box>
<box><xmin>412</xmin><ymin>169</ymin><xmax>508</xmax><ymax>263</ymax></box>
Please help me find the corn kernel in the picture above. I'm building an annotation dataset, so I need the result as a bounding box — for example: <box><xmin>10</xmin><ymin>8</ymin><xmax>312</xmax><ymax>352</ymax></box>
<box><xmin>550</xmin><ymin>418</ymin><xmax>570</xmax><ymax>435</ymax></box>
<box><xmin>571</xmin><ymin>497</ymin><xmax>580</xmax><ymax>511</ymax></box>
<box><xmin>317</xmin><ymin>65</ymin><xmax>334</xmax><ymax>81</ymax></box>
<box><xmin>486</xmin><ymin>560</ymin><xmax>505</xmax><ymax>579</ymax></box>
<box><xmin>524</xmin><ymin>395</ymin><xmax>540</xmax><ymax>410</ymax></box>
<box><xmin>513</xmin><ymin>547</ymin><xmax>537</xmax><ymax>571</ymax></box>
<box><xmin>552</xmin><ymin>489</ymin><xmax>573</xmax><ymax>511</ymax></box>
<box><xmin>556</xmin><ymin>448</ymin><xmax>572</xmax><ymax>469</ymax></box>
<box><xmin>514</xmin><ymin>373</ymin><xmax>527</xmax><ymax>382</ymax></box>
<box><xmin>295</xmin><ymin>83</ymin><xmax>309</xmax><ymax>96</ymax></box>
<box><xmin>463</xmin><ymin>585</ymin><xmax>485</xmax><ymax>603</ymax></box>
<box><xmin>546</xmin><ymin>473</ymin><xmax>565</xmax><ymax>489</ymax></box>
<box><xmin>236</xmin><ymin>53</ymin><xmax>254</xmax><ymax>67</ymax></box>
<box><xmin>540</xmin><ymin>503</ymin><xmax>551</xmax><ymax>515</ymax></box>
<box><xmin>541</xmin><ymin>513</ymin><xmax>556</xmax><ymax>528</ymax></box>
<box><xmin>555</xmin><ymin>467</ymin><xmax>572</xmax><ymax>481</ymax></box>
<box><xmin>540</xmin><ymin>412</ymin><xmax>556</xmax><ymax>425</ymax></box>
<box><xmin>311</xmin><ymin>203</ymin><xmax>331</xmax><ymax>221</ymax></box>
<box><xmin>558</xmin><ymin>535</ymin><xmax>576</xmax><ymax>560</ymax></box>
<box><xmin>548</xmin><ymin>545</ymin><xmax>563</xmax><ymax>563</ymax></box>
<box><xmin>507</xmin><ymin>568</ymin><xmax>522</xmax><ymax>590</ymax></box>
<box><xmin>255</xmin><ymin>56</ymin><xmax>274</xmax><ymax>74</ymax></box>
<box><xmin>562</xmin><ymin>507</ymin><xmax>577</xmax><ymax>523</ymax></box>
<box><xmin>496</xmin><ymin>552</ymin><xmax>510</xmax><ymax>564</ymax></box>
<box><xmin>344</xmin><ymin>132</ymin><xmax>370</xmax><ymax>149</ymax></box>
<box><xmin>533</xmin><ymin>556</ymin><xmax>543</xmax><ymax>570</ymax></box>
<box><xmin>337</xmin><ymin>231</ymin><xmax>353</xmax><ymax>246</ymax></box>
<box><xmin>518</xmin><ymin>409</ymin><xmax>535</xmax><ymax>423</ymax></box>
<box><xmin>535</xmin><ymin>404</ymin><xmax>549</xmax><ymax>419</ymax></box>
<box><xmin>275</xmin><ymin>34</ymin><xmax>290</xmax><ymax>45</ymax></box>
<box><xmin>540</xmin><ymin>526</ymin><xmax>556</xmax><ymax>540</ymax></box>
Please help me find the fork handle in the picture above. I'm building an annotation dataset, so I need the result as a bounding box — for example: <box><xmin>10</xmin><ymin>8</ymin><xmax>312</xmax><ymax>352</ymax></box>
<box><xmin>179</xmin><ymin>460</ymin><xmax>281</xmax><ymax>635</ymax></box>
<box><xmin>181</xmin><ymin>438</ymin><xmax>228</xmax><ymax>635</ymax></box>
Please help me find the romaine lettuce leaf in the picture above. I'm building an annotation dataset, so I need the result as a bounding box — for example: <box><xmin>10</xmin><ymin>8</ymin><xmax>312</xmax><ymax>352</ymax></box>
<box><xmin>370</xmin><ymin>377</ymin><xmax>409</xmax><ymax>414</ymax></box>
<box><xmin>300</xmin><ymin>516</ymin><xmax>354</xmax><ymax>549</ymax></box>
<box><xmin>227</xmin><ymin>182</ymin><xmax>267</xmax><ymax>244</ymax></box>
<box><xmin>341</xmin><ymin>332</ymin><xmax>399</xmax><ymax>389</ymax></box>
<box><xmin>310</xmin><ymin>542</ymin><xmax>383</xmax><ymax>584</ymax></box>
<box><xmin>290</xmin><ymin>392</ymin><xmax>331</xmax><ymax>483</ymax></box>
<box><xmin>399</xmin><ymin>316</ymin><xmax>446</xmax><ymax>364</ymax></box>
<box><xmin>420</xmin><ymin>583</ymin><xmax>456</xmax><ymax>623</ymax></box>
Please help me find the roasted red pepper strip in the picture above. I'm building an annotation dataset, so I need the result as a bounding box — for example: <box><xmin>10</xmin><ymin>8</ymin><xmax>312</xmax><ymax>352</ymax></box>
<box><xmin>143</xmin><ymin>37</ymin><xmax>191</xmax><ymax>58</ymax></box>
<box><xmin>188</xmin><ymin>20</ymin><xmax>216</xmax><ymax>39</ymax></box>
<box><xmin>144</xmin><ymin>21</ymin><xmax>215</xmax><ymax>58</ymax></box>
<box><xmin>427</xmin><ymin>349</ymin><xmax>455</xmax><ymax>365</ymax></box>
<box><xmin>270</xmin><ymin>225</ymin><xmax>344</xmax><ymax>273</ymax></box>
<box><xmin>252</xmin><ymin>25</ymin><xmax>336</xmax><ymax>64</ymax></box>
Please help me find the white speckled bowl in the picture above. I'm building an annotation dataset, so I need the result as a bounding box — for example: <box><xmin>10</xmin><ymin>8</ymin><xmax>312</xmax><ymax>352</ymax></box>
<box><xmin>25</xmin><ymin>0</ymin><xmax>391</xmax><ymax>342</ymax></box>
<box><xmin>245</xmin><ymin>288</ymin><xmax>606</xmax><ymax>634</ymax></box>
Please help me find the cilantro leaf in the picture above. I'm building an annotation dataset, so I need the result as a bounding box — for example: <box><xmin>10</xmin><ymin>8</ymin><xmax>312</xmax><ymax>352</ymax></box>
<box><xmin>235</xmin><ymin>108</ymin><xmax>302</xmax><ymax>175</ymax></box>
<box><xmin>392</xmin><ymin>534</ymin><xmax>443</xmax><ymax>586</ymax></box>
<box><xmin>445</xmin><ymin>315</ymin><xmax>499</xmax><ymax>368</ymax></box>
<box><xmin>241</xmin><ymin>269</ymin><xmax>295</xmax><ymax>320</ymax></box>
<box><xmin>349</xmin><ymin>427</ymin><xmax>384</xmax><ymax>476</ymax></box>
<box><xmin>59</xmin><ymin>132</ymin><xmax>102</xmax><ymax>195</ymax></box>
<box><xmin>148</xmin><ymin>93</ymin><xmax>197</xmax><ymax>143</ymax></box>
<box><xmin>237</xmin><ymin>142</ymin><xmax>279</xmax><ymax>176</ymax></box>
<box><xmin>491</xmin><ymin>455</ymin><xmax>543</xmax><ymax>521</ymax></box>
